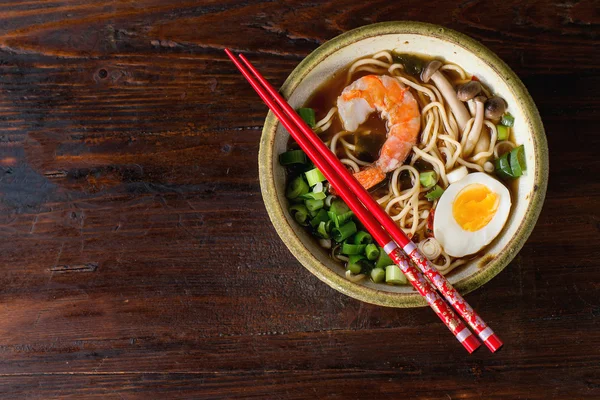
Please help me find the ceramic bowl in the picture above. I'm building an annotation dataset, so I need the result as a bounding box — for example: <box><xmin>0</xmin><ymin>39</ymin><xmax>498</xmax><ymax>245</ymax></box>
<box><xmin>258</xmin><ymin>21</ymin><xmax>548</xmax><ymax>307</ymax></box>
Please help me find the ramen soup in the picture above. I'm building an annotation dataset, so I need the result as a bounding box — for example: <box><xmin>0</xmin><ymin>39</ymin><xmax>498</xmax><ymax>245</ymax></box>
<box><xmin>279</xmin><ymin>51</ymin><xmax>525</xmax><ymax>285</ymax></box>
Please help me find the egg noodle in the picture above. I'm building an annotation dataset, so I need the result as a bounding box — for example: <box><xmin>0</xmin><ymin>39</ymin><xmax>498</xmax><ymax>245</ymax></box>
<box><xmin>316</xmin><ymin>51</ymin><xmax>509</xmax><ymax>275</ymax></box>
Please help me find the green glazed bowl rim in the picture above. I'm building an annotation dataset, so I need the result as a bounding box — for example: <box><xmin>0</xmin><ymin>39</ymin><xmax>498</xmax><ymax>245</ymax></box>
<box><xmin>258</xmin><ymin>21</ymin><xmax>548</xmax><ymax>307</ymax></box>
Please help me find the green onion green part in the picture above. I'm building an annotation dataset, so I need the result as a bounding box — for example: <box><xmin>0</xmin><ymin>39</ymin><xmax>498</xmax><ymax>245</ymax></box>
<box><xmin>300</xmin><ymin>191</ymin><xmax>326</xmax><ymax>201</ymax></box>
<box><xmin>494</xmin><ymin>152</ymin><xmax>515</xmax><ymax>179</ymax></box>
<box><xmin>365</xmin><ymin>243</ymin><xmax>379</xmax><ymax>261</ymax></box>
<box><xmin>500</xmin><ymin>113</ymin><xmax>515</xmax><ymax>127</ymax></box>
<box><xmin>304</xmin><ymin>198</ymin><xmax>324</xmax><ymax>212</ymax></box>
<box><xmin>425</xmin><ymin>185</ymin><xmax>445</xmax><ymax>201</ymax></box>
<box><xmin>305</xmin><ymin>168</ymin><xmax>326</xmax><ymax>187</ymax></box>
<box><xmin>309</xmin><ymin>209</ymin><xmax>329</xmax><ymax>228</ymax></box>
<box><xmin>375</xmin><ymin>249</ymin><xmax>393</xmax><ymax>269</ymax></box>
<box><xmin>289</xmin><ymin>204</ymin><xmax>309</xmax><ymax>225</ymax></box>
<box><xmin>496</xmin><ymin>125</ymin><xmax>510</xmax><ymax>141</ymax></box>
<box><xmin>341</xmin><ymin>243</ymin><xmax>366</xmax><ymax>255</ymax></box>
<box><xmin>279</xmin><ymin>149</ymin><xmax>307</xmax><ymax>166</ymax></box>
<box><xmin>332</xmin><ymin>221</ymin><xmax>357</xmax><ymax>242</ymax></box>
<box><xmin>353</xmin><ymin>231</ymin><xmax>373</xmax><ymax>245</ymax></box>
<box><xmin>370</xmin><ymin>267</ymin><xmax>385</xmax><ymax>283</ymax></box>
<box><xmin>285</xmin><ymin>176</ymin><xmax>309</xmax><ymax>199</ymax></box>
<box><xmin>347</xmin><ymin>254</ymin><xmax>365</xmax><ymax>274</ymax></box>
<box><xmin>329</xmin><ymin>199</ymin><xmax>350</xmax><ymax>216</ymax></box>
<box><xmin>419</xmin><ymin>171</ymin><xmax>437</xmax><ymax>188</ymax></box>
<box><xmin>297</xmin><ymin>108</ymin><xmax>316</xmax><ymax>128</ymax></box>
<box><xmin>386</xmin><ymin>265</ymin><xmax>407</xmax><ymax>285</ymax></box>
<box><xmin>317</xmin><ymin>221</ymin><xmax>329</xmax><ymax>238</ymax></box>
<box><xmin>509</xmin><ymin>145</ymin><xmax>526</xmax><ymax>178</ymax></box>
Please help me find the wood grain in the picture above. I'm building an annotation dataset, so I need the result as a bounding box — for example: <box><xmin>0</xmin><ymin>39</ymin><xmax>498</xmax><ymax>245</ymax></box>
<box><xmin>0</xmin><ymin>0</ymin><xmax>598</xmax><ymax>398</ymax></box>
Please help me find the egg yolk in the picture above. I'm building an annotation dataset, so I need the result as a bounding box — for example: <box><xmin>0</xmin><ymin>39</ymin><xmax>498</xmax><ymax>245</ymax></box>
<box><xmin>452</xmin><ymin>184</ymin><xmax>499</xmax><ymax>232</ymax></box>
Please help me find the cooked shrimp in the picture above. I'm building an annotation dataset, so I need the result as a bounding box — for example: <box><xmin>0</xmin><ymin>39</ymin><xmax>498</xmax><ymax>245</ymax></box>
<box><xmin>336</xmin><ymin>75</ymin><xmax>421</xmax><ymax>190</ymax></box>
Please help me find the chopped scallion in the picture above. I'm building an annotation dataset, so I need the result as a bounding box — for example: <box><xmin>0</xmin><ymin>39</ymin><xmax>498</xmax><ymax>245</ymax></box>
<box><xmin>509</xmin><ymin>145</ymin><xmax>526</xmax><ymax>178</ymax></box>
<box><xmin>353</xmin><ymin>231</ymin><xmax>373</xmax><ymax>245</ymax></box>
<box><xmin>497</xmin><ymin>125</ymin><xmax>510</xmax><ymax>141</ymax></box>
<box><xmin>500</xmin><ymin>113</ymin><xmax>515</xmax><ymax>127</ymax></box>
<box><xmin>365</xmin><ymin>243</ymin><xmax>379</xmax><ymax>260</ymax></box>
<box><xmin>297</xmin><ymin>108</ymin><xmax>316</xmax><ymax>128</ymax></box>
<box><xmin>386</xmin><ymin>265</ymin><xmax>407</xmax><ymax>285</ymax></box>
<box><xmin>347</xmin><ymin>254</ymin><xmax>366</xmax><ymax>274</ymax></box>
<box><xmin>332</xmin><ymin>221</ymin><xmax>357</xmax><ymax>242</ymax></box>
<box><xmin>317</xmin><ymin>221</ymin><xmax>329</xmax><ymax>238</ymax></box>
<box><xmin>285</xmin><ymin>176</ymin><xmax>309</xmax><ymax>199</ymax></box>
<box><xmin>279</xmin><ymin>149</ymin><xmax>307</xmax><ymax>166</ymax></box>
<box><xmin>329</xmin><ymin>199</ymin><xmax>350</xmax><ymax>216</ymax></box>
<box><xmin>375</xmin><ymin>249</ymin><xmax>393</xmax><ymax>269</ymax></box>
<box><xmin>305</xmin><ymin>168</ymin><xmax>326</xmax><ymax>187</ymax></box>
<box><xmin>341</xmin><ymin>243</ymin><xmax>366</xmax><ymax>255</ymax></box>
<box><xmin>328</xmin><ymin>210</ymin><xmax>354</xmax><ymax>228</ymax></box>
<box><xmin>425</xmin><ymin>185</ymin><xmax>444</xmax><ymax>201</ymax></box>
<box><xmin>304</xmin><ymin>198</ymin><xmax>324</xmax><ymax>212</ymax></box>
<box><xmin>370</xmin><ymin>267</ymin><xmax>385</xmax><ymax>283</ymax></box>
<box><xmin>419</xmin><ymin>171</ymin><xmax>437</xmax><ymax>188</ymax></box>
<box><xmin>309</xmin><ymin>209</ymin><xmax>329</xmax><ymax>228</ymax></box>
<box><xmin>494</xmin><ymin>152</ymin><xmax>515</xmax><ymax>179</ymax></box>
<box><xmin>289</xmin><ymin>204</ymin><xmax>308</xmax><ymax>225</ymax></box>
<box><xmin>300</xmin><ymin>191</ymin><xmax>326</xmax><ymax>201</ymax></box>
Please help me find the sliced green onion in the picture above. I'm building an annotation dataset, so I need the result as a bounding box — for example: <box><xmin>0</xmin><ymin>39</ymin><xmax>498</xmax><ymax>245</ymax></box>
<box><xmin>329</xmin><ymin>199</ymin><xmax>350</xmax><ymax>216</ymax></box>
<box><xmin>300</xmin><ymin>191</ymin><xmax>326</xmax><ymax>200</ymax></box>
<box><xmin>297</xmin><ymin>108</ymin><xmax>316</xmax><ymax>128</ymax></box>
<box><xmin>289</xmin><ymin>204</ymin><xmax>309</xmax><ymax>225</ymax></box>
<box><xmin>317</xmin><ymin>221</ymin><xmax>329</xmax><ymax>238</ymax></box>
<box><xmin>494</xmin><ymin>152</ymin><xmax>515</xmax><ymax>179</ymax></box>
<box><xmin>386</xmin><ymin>265</ymin><xmax>407</xmax><ymax>285</ymax></box>
<box><xmin>313</xmin><ymin>181</ymin><xmax>324</xmax><ymax>193</ymax></box>
<box><xmin>341</xmin><ymin>243</ymin><xmax>366</xmax><ymax>255</ymax></box>
<box><xmin>331</xmin><ymin>221</ymin><xmax>357</xmax><ymax>242</ymax></box>
<box><xmin>365</xmin><ymin>243</ymin><xmax>379</xmax><ymax>260</ymax></box>
<box><xmin>370</xmin><ymin>267</ymin><xmax>385</xmax><ymax>283</ymax></box>
<box><xmin>500</xmin><ymin>113</ymin><xmax>515</xmax><ymax>127</ymax></box>
<box><xmin>309</xmin><ymin>209</ymin><xmax>329</xmax><ymax>228</ymax></box>
<box><xmin>425</xmin><ymin>185</ymin><xmax>444</xmax><ymax>201</ymax></box>
<box><xmin>305</xmin><ymin>168</ymin><xmax>326</xmax><ymax>187</ymax></box>
<box><xmin>304</xmin><ymin>198</ymin><xmax>324</xmax><ymax>212</ymax></box>
<box><xmin>375</xmin><ymin>249</ymin><xmax>393</xmax><ymax>269</ymax></box>
<box><xmin>353</xmin><ymin>231</ymin><xmax>373</xmax><ymax>245</ymax></box>
<box><xmin>325</xmin><ymin>220</ymin><xmax>334</xmax><ymax>233</ymax></box>
<box><xmin>419</xmin><ymin>171</ymin><xmax>437</xmax><ymax>188</ymax></box>
<box><xmin>347</xmin><ymin>254</ymin><xmax>366</xmax><ymax>274</ymax></box>
<box><xmin>328</xmin><ymin>210</ymin><xmax>354</xmax><ymax>228</ymax></box>
<box><xmin>279</xmin><ymin>149</ymin><xmax>307</xmax><ymax>166</ymax></box>
<box><xmin>496</xmin><ymin>125</ymin><xmax>510</xmax><ymax>141</ymax></box>
<box><xmin>285</xmin><ymin>176</ymin><xmax>309</xmax><ymax>199</ymax></box>
<box><xmin>509</xmin><ymin>145</ymin><xmax>526</xmax><ymax>178</ymax></box>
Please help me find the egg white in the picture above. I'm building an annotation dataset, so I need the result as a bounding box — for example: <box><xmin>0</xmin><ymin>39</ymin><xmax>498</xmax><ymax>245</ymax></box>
<box><xmin>433</xmin><ymin>172</ymin><xmax>512</xmax><ymax>258</ymax></box>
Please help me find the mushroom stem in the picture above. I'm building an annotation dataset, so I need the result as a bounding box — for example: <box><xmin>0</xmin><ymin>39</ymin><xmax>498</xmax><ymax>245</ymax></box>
<box><xmin>462</xmin><ymin>97</ymin><xmax>485</xmax><ymax>156</ymax></box>
<box><xmin>430</xmin><ymin>72</ymin><xmax>471</xmax><ymax>132</ymax></box>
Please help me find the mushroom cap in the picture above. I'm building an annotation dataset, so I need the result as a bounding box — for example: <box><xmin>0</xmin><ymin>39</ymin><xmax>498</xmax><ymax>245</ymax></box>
<box><xmin>484</xmin><ymin>96</ymin><xmax>507</xmax><ymax>120</ymax></box>
<box><xmin>474</xmin><ymin>95</ymin><xmax>487</xmax><ymax>104</ymax></box>
<box><xmin>457</xmin><ymin>81</ymin><xmax>482</xmax><ymax>102</ymax></box>
<box><xmin>421</xmin><ymin>60</ymin><xmax>442</xmax><ymax>83</ymax></box>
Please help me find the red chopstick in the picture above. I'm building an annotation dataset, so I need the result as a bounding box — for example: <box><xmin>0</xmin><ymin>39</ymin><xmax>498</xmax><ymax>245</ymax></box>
<box><xmin>232</xmin><ymin>51</ymin><xmax>502</xmax><ymax>353</ymax></box>
<box><xmin>226</xmin><ymin>49</ymin><xmax>482</xmax><ymax>353</ymax></box>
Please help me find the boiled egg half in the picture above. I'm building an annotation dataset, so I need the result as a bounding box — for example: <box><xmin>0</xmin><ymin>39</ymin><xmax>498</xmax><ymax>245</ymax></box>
<box><xmin>433</xmin><ymin>172</ymin><xmax>511</xmax><ymax>257</ymax></box>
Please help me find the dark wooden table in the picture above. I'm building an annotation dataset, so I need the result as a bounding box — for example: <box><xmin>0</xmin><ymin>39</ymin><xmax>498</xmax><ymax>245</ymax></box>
<box><xmin>0</xmin><ymin>1</ymin><xmax>598</xmax><ymax>398</ymax></box>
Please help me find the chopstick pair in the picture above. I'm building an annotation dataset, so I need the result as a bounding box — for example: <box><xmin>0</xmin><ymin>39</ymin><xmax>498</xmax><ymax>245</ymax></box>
<box><xmin>226</xmin><ymin>49</ymin><xmax>502</xmax><ymax>353</ymax></box>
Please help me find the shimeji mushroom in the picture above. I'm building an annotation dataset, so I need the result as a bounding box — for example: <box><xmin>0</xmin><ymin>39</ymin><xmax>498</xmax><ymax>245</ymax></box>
<box><xmin>462</xmin><ymin>95</ymin><xmax>487</xmax><ymax>156</ymax></box>
<box><xmin>457</xmin><ymin>81</ymin><xmax>482</xmax><ymax>117</ymax></box>
<box><xmin>421</xmin><ymin>60</ymin><xmax>471</xmax><ymax>132</ymax></box>
<box><xmin>485</xmin><ymin>96</ymin><xmax>507</xmax><ymax>121</ymax></box>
